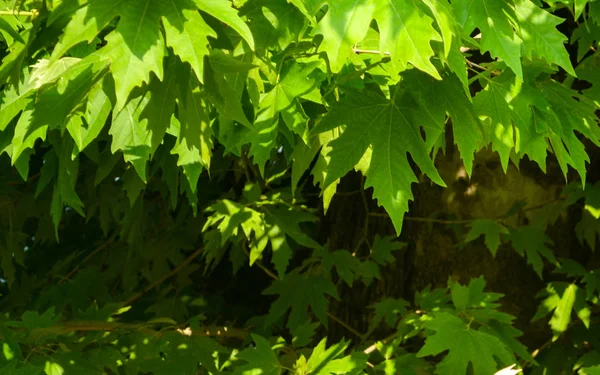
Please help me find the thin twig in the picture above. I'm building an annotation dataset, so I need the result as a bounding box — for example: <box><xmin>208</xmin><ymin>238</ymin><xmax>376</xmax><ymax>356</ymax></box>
<box><xmin>27</xmin><ymin>321</ymin><xmax>249</xmax><ymax>340</ymax></box>
<box><xmin>352</xmin><ymin>48</ymin><xmax>390</xmax><ymax>55</ymax></box>
<box><xmin>60</xmin><ymin>232</ymin><xmax>119</xmax><ymax>284</ymax></box>
<box><xmin>466</xmin><ymin>59</ymin><xmax>488</xmax><ymax>71</ymax></box>
<box><xmin>368</xmin><ymin>197</ymin><xmax>565</xmax><ymax>226</ymax></box>
<box><xmin>368</xmin><ymin>212</ymin><xmax>472</xmax><ymax>225</ymax></box>
<box><xmin>242</xmin><ymin>242</ymin><xmax>366</xmax><ymax>339</ymax></box>
<box><xmin>122</xmin><ymin>247</ymin><xmax>204</xmax><ymax>307</ymax></box>
<box><xmin>362</xmin><ymin>331</ymin><xmax>399</xmax><ymax>354</ymax></box>
<box><xmin>326</xmin><ymin>312</ymin><xmax>365</xmax><ymax>338</ymax></box>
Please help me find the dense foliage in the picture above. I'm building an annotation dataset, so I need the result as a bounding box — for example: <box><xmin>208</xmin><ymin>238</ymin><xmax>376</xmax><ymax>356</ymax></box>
<box><xmin>0</xmin><ymin>0</ymin><xmax>600</xmax><ymax>373</ymax></box>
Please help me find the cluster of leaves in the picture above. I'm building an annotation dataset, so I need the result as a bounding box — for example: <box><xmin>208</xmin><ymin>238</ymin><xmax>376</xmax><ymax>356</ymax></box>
<box><xmin>0</xmin><ymin>0</ymin><xmax>599</xmax><ymax>374</ymax></box>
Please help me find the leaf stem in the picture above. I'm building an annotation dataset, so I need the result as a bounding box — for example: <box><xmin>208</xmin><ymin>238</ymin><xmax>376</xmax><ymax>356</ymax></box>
<box><xmin>0</xmin><ymin>9</ymin><xmax>37</xmax><ymax>16</ymax></box>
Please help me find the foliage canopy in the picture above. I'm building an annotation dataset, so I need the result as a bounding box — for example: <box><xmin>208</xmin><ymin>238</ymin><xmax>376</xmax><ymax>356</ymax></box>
<box><xmin>0</xmin><ymin>0</ymin><xmax>600</xmax><ymax>374</ymax></box>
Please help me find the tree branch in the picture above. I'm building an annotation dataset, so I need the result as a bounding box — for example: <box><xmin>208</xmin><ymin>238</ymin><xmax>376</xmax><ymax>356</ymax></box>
<box><xmin>122</xmin><ymin>247</ymin><xmax>204</xmax><ymax>307</ymax></box>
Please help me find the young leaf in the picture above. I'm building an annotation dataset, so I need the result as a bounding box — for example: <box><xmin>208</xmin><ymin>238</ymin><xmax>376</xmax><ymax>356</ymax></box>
<box><xmin>297</xmin><ymin>338</ymin><xmax>368</xmax><ymax>375</ymax></box>
<box><xmin>533</xmin><ymin>282</ymin><xmax>580</xmax><ymax>340</ymax></box>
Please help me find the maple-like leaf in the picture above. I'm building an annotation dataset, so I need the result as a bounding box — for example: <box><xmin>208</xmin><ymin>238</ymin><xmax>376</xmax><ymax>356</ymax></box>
<box><xmin>535</xmin><ymin>79</ymin><xmax>599</xmax><ymax>184</ymax></box>
<box><xmin>417</xmin><ymin>312</ymin><xmax>515</xmax><ymax>375</ymax></box>
<box><xmin>316</xmin><ymin>248</ymin><xmax>361</xmax><ymax>286</ymax></box>
<box><xmin>373</xmin><ymin>0</ymin><xmax>442</xmax><ymax>78</ymax></box>
<box><xmin>312</xmin><ymin>1</ymin><xmax>375</xmax><ymax>73</ymax></box>
<box><xmin>312</xmin><ymin>88</ymin><xmax>445</xmax><ymax>234</ymax></box>
<box><xmin>473</xmin><ymin>71</ymin><xmax>519</xmax><ymax>171</ymax></box>
<box><xmin>11</xmin><ymin>53</ymin><xmax>110</xmax><ymax>164</ymax></box>
<box><xmin>508</xmin><ymin>226</ymin><xmax>557</xmax><ymax>278</ymax></box>
<box><xmin>53</xmin><ymin>0</ymin><xmax>253</xmax><ymax>109</ymax></box>
<box><xmin>101</xmin><ymin>3</ymin><xmax>165</xmax><ymax>110</ymax></box>
<box><xmin>450</xmin><ymin>276</ymin><xmax>504</xmax><ymax>311</ymax></box>
<box><xmin>109</xmin><ymin>94</ymin><xmax>153</xmax><ymax>181</ymax></box>
<box><xmin>513</xmin><ymin>0</ymin><xmax>575</xmax><ymax>75</ymax></box>
<box><xmin>171</xmin><ymin>66</ymin><xmax>213</xmax><ymax>190</ymax></box>
<box><xmin>162</xmin><ymin>0</ymin><xmax>215</xmax><ymax>83</ymax></box>
<box><xmin>295</xmin><ymin>338</ymin><xmax>368</xmax><ymax>375</ymax></box>
<box><xmin>464</xmin><ymin>219</ymin><xmax>509</xmax><ymax>256</ymax></box>
<box><xmin>309</xmin><ymin>0</ymin><xmax>446</xmax><ymax>77</ymax></box>
<box><xmin>240</xmin><ymin>0</ymin><xmax>307</xmax><ymax>51</ymax></box>
<box><xmin>452</xmin><ymin>0</ymin><xmax>523</xmax><ymax>79</ymax></box>
<box><xmin>247</xmin><ymin>61</ymin><xmax>322</xmax><ymax>172</ymax></box>
<box><xmin>533</xmin><ymin>282</ymin><xmax>590</xmax><ymax>340</ymax></box>
<box><xmin>195</xmin><ymin>0</ymin><xmax>255</xmax><ymax>49</ymax></box>
<box><xmin>233</xmin><ymin>334</ymin><xmax>282</xmax><ymax>375</ymax></box>
<box><xmin>0</xmin><ymin>76</ymin><xmax>33</xmax><ymax>132</ymax></box>
<box><xmin>263</xmin><ymin>272</ymin><xmax>339</xmax><ymax>329</ymax></box>
<box><xmin>370</xmin><ymin>234</ymin><xmax>404</xmax><ymax>265</ymax></box>
<box><xmin>67</xmin><ymin>77</ymin><xmax>113</xmax><ymax>155</ymax></box>
<box><xmin>369</xmin><ymin>297</ymin><xmax>409</xmax><ymax>328</ymax></box>
<box><xmin>405</xmin><ymin>72</ymin><xmax>483</xmax><ymax>176</ymax></box>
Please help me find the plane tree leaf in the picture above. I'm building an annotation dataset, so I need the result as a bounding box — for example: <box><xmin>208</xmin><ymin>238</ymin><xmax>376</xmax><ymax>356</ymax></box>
<box><xmin>312</xmin><ymin>87</ymin><xmax>445</xmax><ymax>234</ymax></box>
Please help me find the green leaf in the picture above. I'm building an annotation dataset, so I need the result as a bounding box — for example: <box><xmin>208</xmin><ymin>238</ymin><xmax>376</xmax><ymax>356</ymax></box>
<box><xmin>374</xmin><ymin>0</ymin><xmax>442</xmax><ymax>78</ymax></box>
<box><xmin>263</xmin><ymin>272</ymin><xmax>339</xmax><ymax>329</ymax></box>
<box><xmin>508</xmin><ymin>226</ymin><xmax>557</xmax><ymax>277</ymax></box>
<box><xmin>312</xmin><ymin>1</ymin><xmax>374</xmax><ymax>73</ymax></box>
<box><xmin>449</xmin><ymin>276</ymin><xmax>501</xmax><ymax>311</ymax></box>
<box><xmin>533</xmin><ymin>282</ymin><xmax>579</xmax><ymax>340</ymax></box>
<box><xmin>10</xmin><ymin>108</ymin><xmax>47</xmax><ymax>164</ymax></box>
<box><xmin>370</xmin><ymin>235</ymin><xmax>404</xmax><ymax>265</ymax></box>
<box><xmin>204</xmin><ymin>58</ymin><xmax>252</xmax><ymax>127</ymax></box>
<box><xmin>464</xmin><ymin>219</ymin><xmax>509</xmax><ymax>256</ymax></box>
<box><xmin>0</xmin><ymin>77</ymin><xmax>33</xmax><ymax>131</ymax></box>
<box><xmin>171</xmin><ymin>66</ymin><xmax>213</xmax><ymax>190</ymax></box>
<box><xmin>535</xmin><ymin>80</ymin><xmax>599</xmax><ymax>184</ymax></box>
<box><xmin>473</xmin><ymin>71</ymin><xmax>519</xmax><ymax>171</ymax></box>
<box><xmin>44</xmin><ymin>362</ymin><xmax>64</xmax><ymax>375</ymax></box>
<box><xmin>407</xmin><ymin>72</ymin><xmax>484</xmax><ymax>176</ymax></box>
<box><xmin>298</xmin><ymin>338</ymin><xmax>368</xmax><ymax>375</ymax></box>
<box><xmin>513</xmin><ymin>0</ymin><xmax>575</xmax><ymax>75</ymax></box>
<box><xmin>263</xmin><ymin>205</ymin><xmax>319</xmax><ymax>249</ymax></box>
<box><xmin>67</xmin><ymin>77</ymin><xmax>113</xmax><ymax>155</ymax></box>
<box><xmin>196</xmin><ymin>0</ymin><xmax>255</xmax><ymax>49</ymax></box>
<box><xmin>234</xmin><ymin>334</ymin><xmax>281</xmax><ymax>375</ymax></box>
<box><xmin>312</xmin><ymin>88</ymin><xmax>445</xmax><ymax>234</ymax></box>
<box><xmin>452</xmin><ymin>0</ymin><xmax>523</xmax><ymax>79</ymax></box>
<box><xmin>162</xmin><ymin>0</ymin><xmax>215</xmax><ymax>83</ymax></box>
<box><xmin>317</xmin><ymin>248</ymin><xmax>361</xmax><ymax>286</ymax></box>
<box><xmin>369</xmin><ymin>297</ymin><xmax>409</xmax><ymax>328</ymax></box>
<box><xmin>240</xmin><ymin>0</ymin><xmax>307</xmax><ymax>51</ymax></box>
<box><xmin>583</xmin><ymin>182</ymin><xmax>600</xmax><ymax>219</ymax></box>
<box><xmin>377</xmin><ymin>353</ymin><xmax>431</xmax><ymax>375</ymax></box>
<box><xmin>102</xmin><ymin>2</ymin><xmax>165</xmax><ymax>110</ymax></box>
<box><xmin>109</xmin><ymin>94</ymin><xmax>152</xmax><ymax>181</ymax></box>
<box><xmin>291</xmin><ymin>321</ymin><xmax>319</xmax><ymax>347</ymax></box>
<box><xmin>417</xmin><ymin>312</ymin><xmax>515</xmax><ymax>375</ymax></box>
